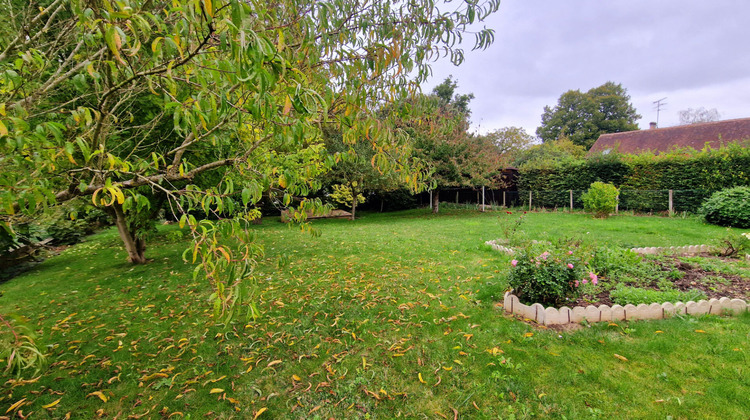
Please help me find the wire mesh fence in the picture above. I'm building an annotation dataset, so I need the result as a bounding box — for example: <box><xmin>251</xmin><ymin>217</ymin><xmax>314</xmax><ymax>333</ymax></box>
<box><xmin>421</xmin><ymin>188</ymin><xmax>717</xmax><ymax>213</ymax></box>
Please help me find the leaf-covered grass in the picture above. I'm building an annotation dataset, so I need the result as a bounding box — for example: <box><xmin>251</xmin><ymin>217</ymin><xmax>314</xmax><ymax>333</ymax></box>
<box><xmin>1</xmin><ymin>209</ymin><xmax>749</xmax><ymax>418</ymax></box>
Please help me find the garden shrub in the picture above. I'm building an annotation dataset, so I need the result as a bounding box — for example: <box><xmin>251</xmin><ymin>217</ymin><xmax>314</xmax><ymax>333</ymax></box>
<box><xmin>582</xmin><ymin>182</ymin><xmax>618</xmax><ymax>218</ymax></box>
<box><xmin>507</xmin><ymin>243</ymin><xmax>594</xmax><ymax>305</ymax></box>
<box><xmin>699</xmin><ymin>186</ymin><xmax>750</xmax><ymax>228</ymax></box>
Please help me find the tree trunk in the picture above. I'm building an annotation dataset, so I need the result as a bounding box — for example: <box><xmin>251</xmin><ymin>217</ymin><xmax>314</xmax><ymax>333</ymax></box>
<box><xmin>432</xmin><ymin>189</ymin><xmax>440</xmax><ymax>214</ymax></box>
<box><xmin>110</xmin><ymin>203</ymin><xmax>147</xmax><ymax>264</ymax></box>
<box><xmin>350</xmin><ymin>185</ymin><xmax>357</xmax><ymax>220</ymax></box>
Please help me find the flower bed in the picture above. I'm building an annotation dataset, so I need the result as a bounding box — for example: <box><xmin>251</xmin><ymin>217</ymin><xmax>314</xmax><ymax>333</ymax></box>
<box><xmin>486</xmin><ymin>239</ymin><xmax>750</xmax><ymax>324</ymax></box>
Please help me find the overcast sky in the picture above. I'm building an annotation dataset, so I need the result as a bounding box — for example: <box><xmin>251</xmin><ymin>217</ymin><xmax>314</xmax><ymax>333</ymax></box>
<box><xmin>425</xmin><ymin>0</ymin><xmax>750</xmax><ymax>138</ymax></box>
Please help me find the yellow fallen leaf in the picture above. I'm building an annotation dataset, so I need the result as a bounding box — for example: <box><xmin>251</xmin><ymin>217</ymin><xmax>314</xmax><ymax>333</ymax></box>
<box><xmin>442</xmin><ymin>366</ymin><xmax>453</xmax><ymax>371</ymax></box>
<box><xmin>453</xmin><ymin>359</ymin><xmax>463</xmax><ymax>365</ymax></box>
<box><xmin>418</xmin><ymin>373</ymin><xmax>426</xmax><ymax>384</ymax></box>
<box><xmin>87</xmin><ymin>391</ymin><xmax>108</xmax><ymax>402</ymax></box>
<box><xmin>613</xmin><ymin>354</ymin><xmax>628</xmax><ymax>362</ymax></box>
<box><xmin>253</xmin><ymin>407</ymin><xmax>267</xmax><ymax>419</ymax></box>
<box><xmin>267</xmin><ymin>360</ymin><xmax>282</xmax><ymax>367</ymax></box>
<box><xmin>695</xmin><ymin>330</ymin><xmax>707</xmax><ymax>333</ymax></box>
<box><xmin>6</xmin><ymin>398</ymin><xmax>26</xmax><ymax>413</ymax></box>
<box><xmin>292</xmin><ymin>374</ymin><xmax>301</xmax><ymax>381</ymax></box>
<box><xmin>43</xmin><ymin>398</ymin><xmax>62</xmax><ymax>409</ymax></box>
<box><xmin>654</xmin><ymin>331</ymin><xmax>664</xmax><ymax>334</ymax></box>
<box><xmin>209</xmin><ymin>388</ymin><xmax>224</xmax><ymax>394</ymax></box>
<box><xmin>523</xmin><ymin>332</ymin><xmax>534</xmax><ymax>338</ymax></box>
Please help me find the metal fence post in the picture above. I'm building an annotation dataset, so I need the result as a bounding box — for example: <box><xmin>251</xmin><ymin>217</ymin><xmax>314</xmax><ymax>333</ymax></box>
<box><xmin>482</xmin><ymin>186</ymin><xmax>485</xmax><ymax>212</ymax></box>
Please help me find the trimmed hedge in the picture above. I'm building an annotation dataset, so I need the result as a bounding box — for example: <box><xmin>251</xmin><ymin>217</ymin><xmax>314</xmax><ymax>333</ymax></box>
<box><xmin>518</xmin><ymin>144</ymin><xmax>750</xmax><ymax>212</ymax></box>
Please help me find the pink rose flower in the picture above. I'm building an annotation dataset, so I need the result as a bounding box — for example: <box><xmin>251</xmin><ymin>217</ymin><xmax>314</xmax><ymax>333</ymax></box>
<box><xmin>567</xmin><ymin>263</ymin><xmax>574</xmax><ymax>269</ymax></box>
<box><xmin>568</xmin><ymin>251</ymin><xmax>573</xmax><ymax>255</ymax></box>
<box><xmin>589</xmin><ymin>272</ymin><xmax>598</xmax><ymax>285</ymax></box>
<box><xmin>511</xmin><ymin>259</ymin><xmax>518</xmax><ymax>267</ymax></box>
<box><xmin>574</xmin><ymin>280</ymin><xmax>579</xmax><ymax>287</ymax></box>
<box><xmin>582</xmin><ymin>279</ymin><xmax>588</xmax><ymax>284</ymax></box>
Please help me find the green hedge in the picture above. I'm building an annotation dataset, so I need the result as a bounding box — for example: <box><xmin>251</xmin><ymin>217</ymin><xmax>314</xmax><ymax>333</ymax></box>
<box><xmin>518</xmin><ymin>144</ymin><xmax>750</xmax><ymax>212</ymax></box>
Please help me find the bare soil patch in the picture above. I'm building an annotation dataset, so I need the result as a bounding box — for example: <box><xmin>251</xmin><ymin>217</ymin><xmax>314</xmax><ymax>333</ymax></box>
<box><xmin>572</xmin><ymin>255</ymin><xmax>749</xmax><ymax>307</ymax></box>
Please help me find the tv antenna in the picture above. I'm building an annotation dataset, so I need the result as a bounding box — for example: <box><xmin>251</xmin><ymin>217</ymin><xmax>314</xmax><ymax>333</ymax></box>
<box><xmin>653</xmin><ymin>97</ymin><xmax>667</xmax><ymax>127</ymax></box>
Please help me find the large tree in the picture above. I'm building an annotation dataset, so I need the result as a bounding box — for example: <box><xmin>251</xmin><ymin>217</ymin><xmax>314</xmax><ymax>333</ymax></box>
<box><xmin>480</xmin><ymin>126</ymin><xmax>536</xmax><ymax>167</ymax></box>
<box><xmin>0</xmin><ymin>0</ymin><xmax>501</xmax><ymax>318</ymax></box>
<box><xmin>679</xmin><ymin>107</ymin><xmax>721</xmax><ymax>125</ymax></box>
<box><xmin>536</xmin><ymin>82</ymin><xmax>640</xmax><ymax>150</ymax></box>
<box><xmin>403</xmin><ymin>77</ymin><xmax>500</xmax><ymax>213</ymax></box>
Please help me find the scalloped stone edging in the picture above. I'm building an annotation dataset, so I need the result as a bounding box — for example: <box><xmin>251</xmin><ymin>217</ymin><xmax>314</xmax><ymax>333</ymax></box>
<box><xmin>503</xmin><ymin>292</ymin><xmax>749</xmax><ymax>326</ymax></box>
<box><xmin>629</xmin><ymin>244</ymin><xmax>712</xmax><ymax>255</ymax></box>
<box><xmin>485</xmin><ymin>240</ymin><xmax>716</xmax><ymax>257</ymax></box>
<box><xmin>485</xmin><ymin>239</ymin><xmax>515</xmax><ymax>255</ymax></box>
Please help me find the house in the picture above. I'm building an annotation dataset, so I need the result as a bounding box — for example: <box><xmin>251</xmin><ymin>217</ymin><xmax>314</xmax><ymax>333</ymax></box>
<box><xmin>588</xmin><ymin>118</ymin><xmax>750</xmax><ymax>156</ymax></box>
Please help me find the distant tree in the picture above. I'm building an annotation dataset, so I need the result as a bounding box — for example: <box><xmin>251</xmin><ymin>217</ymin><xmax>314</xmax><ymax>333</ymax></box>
<box><xmin>513</xmin><ymin>137</ymin><xmax>586</xmax><ymax>170</ymax></box>
<box><xmin>480</xmin><ymin>126</ymin><xmax>536</xmax><ymax>167</ymax></box>
<box><xmin>679</xmin><ymin>107</ymin><xmax>721</xmax><ymax>125</ymax></box>
<box><xmin>321</xmin><ymin>127</ymin><xmax>402</xmax><ymax>220</ymax></box>
<box><xmin>403</xmin><ymin>78</ymin><xmax>500</xmax><ymax>214</ymax></box>
<box><xmin>537</xmin><ymin>82</ymin><xmax>640</xmax><ymax>150</ymax></box>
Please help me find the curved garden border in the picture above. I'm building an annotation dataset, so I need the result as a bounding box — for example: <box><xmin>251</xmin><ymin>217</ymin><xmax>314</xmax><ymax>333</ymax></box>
<box><xmin>503</xmin><ymin>292</ymin><xmax>748</xmax><ymax>326</ymax></box>
<box><xmin>485</xmin><ymin>240</ymin><xmax>714</xmax><ymax>256</ymax></box>
<box><xmin>487</xmin><ymin>240</ymin><xmax>749</xmax><ymax>325</ymax></box>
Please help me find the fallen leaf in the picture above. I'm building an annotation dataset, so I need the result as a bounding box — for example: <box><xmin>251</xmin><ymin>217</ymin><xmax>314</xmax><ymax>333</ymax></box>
<box><xmin>209</xmin><ymin>388</ymin><xmax>224</xmax><ymax>394</ymax></box>
<box><xmin>695</xmin><ymin>330</ymin><xmax>707</xmax><ymax>334</ymax></box>
<box><xmin>418</xmin><ymin>373</ymin><xmax>426</xmax><ymax>384</ymax></box>
<box><xmin>87</xmin><ymin>391</ymin><xmax>108</xmax><ymax>402</ymax></box>
<box><xmin>267</xmin><ymin>360</ymin><xmax>282</xmax><ymax>367</ymax></box>
<box><xmin>42</xmin><ymin>398</ymin><xmax>62</xmax><ymax>409</ymax></box>
<box><xmin>523</xmin><ymin>332</ymin><xmax>533</xmax><ymax>338</ymax></box>
<box><xmin>613</xmin><ymin>354</ymin><xmax>628</xmax><ymax>362</ymax></box>
<box><xmin>6</xmin><ymin>398</ymin><xmax>26</xmax><ymax>413</ymax></box>
<box><xmin>253</xmin><ymin>407</ymin><xmax>267</xmax><ymax>419</ymax></box>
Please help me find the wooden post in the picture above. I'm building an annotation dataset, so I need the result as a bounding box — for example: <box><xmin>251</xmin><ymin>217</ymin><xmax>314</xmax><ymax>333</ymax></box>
<box><xmin>669</xmin><ymin>189</ymin><xmax>673</xmax><ymax>215</ymax></box>
<box><xmin>429</xmin><ymin>190</ymin><xmax>433</xmax><ymax>210</ymax></box>
<box><xmin>529</xmin><ymin>191</ymin><xmax>533</xmax><ymax>211</ymax></box>
<box><xmin>503</xmin><ymin>191</ymin><xmax>506</xmax><ymax>208</ymax></box>
<box><xmin>616</xmin><ymin>195</ymin><xmax>619</xmax><ymax>214</ymax></box>
<box><xmin>482</xmin><ymin>186</ymin><xmax>486</xmax><ymax>212</ymax></box>
<box><xmin>569</xmin><ymin>190</ymin><xmax>573</xmax><ymax>212</ymax></box>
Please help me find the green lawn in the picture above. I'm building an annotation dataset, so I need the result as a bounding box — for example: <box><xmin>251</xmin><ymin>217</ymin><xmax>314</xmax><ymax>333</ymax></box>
<box><xmin>1</xmin><ymin>209</ymin><xmax>749</xmax><ymax>418</ymax></box>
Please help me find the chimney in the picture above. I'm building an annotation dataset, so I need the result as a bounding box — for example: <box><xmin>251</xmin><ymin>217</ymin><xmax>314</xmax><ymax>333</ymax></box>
<box><xmin>649</xmin><ymin>122</ymin><xmax>657</xmax><ymax>129</ymax></box>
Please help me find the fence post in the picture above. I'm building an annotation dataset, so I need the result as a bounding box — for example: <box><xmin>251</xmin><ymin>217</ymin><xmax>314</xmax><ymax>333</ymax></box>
<box><xmin>482</xmin><ymin>186</ymin><xmax>485</xmax><ymax>212</ymax></box>
<box><xmin>503</xmin><ymin>191</ymin><xmax>506</xmax><ymax>208</ymax></box>
<box><xmin>616</xmin><ymin>195</ymin><xmax>619</xmax><ymax>214</ymax></box>
<box><xmin>569</xmin><ymin>190</ymin><xmax>573</xmax><ymax>212</ymax></box>
<box><xmin>669</xmin><ymin>189</ymin><xmax>673</xmax><ymax>215</ymax></box>
<box><xmin>529</xmin><ymin>191</ymin><xmax>533</xmax><ymax>211</ymax></box>
<box><xmin>429</xmin><ymin>190</ymin><xmax>432</xmax><ymax>209</ymax></box>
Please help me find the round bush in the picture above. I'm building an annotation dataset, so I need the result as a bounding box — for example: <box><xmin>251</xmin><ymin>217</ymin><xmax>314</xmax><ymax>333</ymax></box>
<box><xmin>581</xmin><ymin>182</ymin><xmax>619</xmax><ymax>218</ymax></box>
<box><xmin>700</xmin><ymin>186</ymin><xmax>750</xmax><ymax>228</ymax></box>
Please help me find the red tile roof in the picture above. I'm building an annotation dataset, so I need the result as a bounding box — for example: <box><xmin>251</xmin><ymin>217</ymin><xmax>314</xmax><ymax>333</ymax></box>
<box><xmin>588</xmin><ymin>118</ymin><xmax>750</xmax><ymax>155</ymax></box>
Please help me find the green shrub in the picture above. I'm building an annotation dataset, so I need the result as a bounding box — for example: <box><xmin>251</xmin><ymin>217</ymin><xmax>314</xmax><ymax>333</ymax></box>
<box><xmin>508</xmin><ymin>243</ymin><xmax>594</xmax><ymax>305</ymax></box>
<box><xmin>610</xmin><ymin>285</ymin><xmax>706</xmax><ymax>306</ymax></box>
<box><xmin>582</xmin><ymin>182</ymin><xmax>619</xmax><ymax>218</ymax></box>
<box><xmin>699</xmin><ymin>186</ymin><xmax>750</xmax><ymax>228</ymax></box>
<box><xmin>46</xmin><ymin>219</ymin><xmax>89</xmax><ymax>245</ymax></box>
